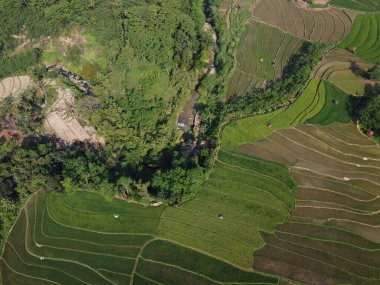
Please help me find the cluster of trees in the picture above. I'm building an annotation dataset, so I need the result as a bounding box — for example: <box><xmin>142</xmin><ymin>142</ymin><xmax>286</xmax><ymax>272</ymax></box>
<box><xmin>0</xmin><ymin>87</ymin><xmax>55</xmax><ymax>135</ymax></box>
<box><xmin>359</xmin><ymin>94</ymin><xmax>380</xmax><ymax>137</ymax></box>
<box><xmin>368</xmin><ymin>65</ymin><xmax>380</xmax><ymax>81</ymax></box>
<box><xmin>0</xmin><ymin>49</ymin><xmax>41</xmax><ymax>79</ymax></box>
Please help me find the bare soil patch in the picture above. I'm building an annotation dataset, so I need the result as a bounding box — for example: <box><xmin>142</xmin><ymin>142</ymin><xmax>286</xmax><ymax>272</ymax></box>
<box><xmin>0</xmin><ymin>76</ymin><xmax>32</xmax><ymax>100</ymax></box>
<box><xmin>44</xmin><ymin>87</ymin><xmax>104</xmax><ymax>145</ymax></box>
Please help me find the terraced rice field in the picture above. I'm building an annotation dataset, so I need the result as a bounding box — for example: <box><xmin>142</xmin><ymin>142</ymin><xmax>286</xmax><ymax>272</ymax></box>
<box><xmin>251</xmin><ymin>0</ymin><xmax>357</xmax><ymax>43</ymax></box>
<box><xmin>0</xmin><ymin>190</ymin><xmax>161</xmax><ymax>285</ymax></box>
<box><xmin>159</xmin><ymin>149</ymin><xmax>297</xmax><ymax>269</ymax></box>
<box><xmin>307</xmin><ymin>80</ymin><xmax>352</xmax><ymax>125</ymax></box>
<box><xmin>224</xmin><ymin>79</ymin><xmax>325</xmax><ymax>149</ymax></box>
<box><xmin>314</xmin><ymin>48</ymin><xmax>374</xmax><ymax>95</ymax></box>
<box><xmin>227</xmin><ymin>21</ymin><xmax>303</xmax><ymax>97</ymax></box>
<box><xmin>0</xmin><ymin>75</ymin><xmax>31</xmax><ymax>101</ymax></box>
<box><xmin>330</xmin><ymin>0</ymin><xmax>380</xmax><ymax>11</ymax></box>
<box><xmin>0</xmin><ymin>190</ymin><xmax>277</xmax><ymax>284</ymax></box>
<box><xmin>338</xmin><ymin>13</ymin><xmax>380</xmax><ymax>64</ymax></box>
<box><xmin>236</xmin><ymin>123</ymin><xmax>380</xmax><ymax>285</ymax></box>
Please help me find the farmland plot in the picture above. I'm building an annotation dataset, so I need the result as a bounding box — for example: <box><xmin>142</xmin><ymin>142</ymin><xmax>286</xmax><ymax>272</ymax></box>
<box><xmin>158</xmin><ymin>149</ymin><xmax>297</xmax><ymax>269</ymax></box>
<box><xmin>136</xmin><ymin>240</ymin><xmax>277</xmax><ymax>285</ymax></box>
<box><xmin>307</xmin><ymin>80</ymin><xmax>352</xmax><ymax>125</ymax></box>
<box><xmin>237</xmin><ymin>124</ymin><xmax>380</xmax><ymax>284</ymax></box>
<box><xmin>330</xmin><ymin>0</ymin><xmax>380</xmax><ymax>11</ymax></box>
<box><xmin>339</xmin><ymin>13</ymin><xmax>380</xmax><ymax>64</ymax></box>
<box><xmin>314</xmin><ymin>48</ymin><xmax>373</xmax><ymax>95</ymax></box>
<box><xmin>227</xmin><ymin>21</ymin><xmax>304</xmax><ymax>97</ymax></box>
<box><xmin>252</xmin><ymin>0</ymin><xmax>357</xmax><ymax>43</ymax></box>
<box><xmin>0</xmin><ymin>75</ymin><xmax>31</xmax><ymax>101</ymax></box>
<box><xmin>224</xmin><ymin>79</ymin><xmax>325</xmax><ymax>149</ymax></box>
<box><xmin>44</xmin><ymin>87</ymin><xmax>104</xmax><ymax>145</ymax></box>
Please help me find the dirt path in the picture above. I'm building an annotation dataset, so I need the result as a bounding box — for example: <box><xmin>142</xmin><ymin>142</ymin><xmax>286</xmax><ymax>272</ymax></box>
<box><xmin>129</xmin><ymin>238</ymin><xmax>156</xmax><ymax>285</ymax></box>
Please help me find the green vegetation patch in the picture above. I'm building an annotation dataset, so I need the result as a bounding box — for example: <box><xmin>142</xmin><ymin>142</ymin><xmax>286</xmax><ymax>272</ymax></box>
<box><xmin>338</xmin><ymin>13</ymin><xmax>380</xmax><ymax>64</ymax></box>
<box><xmin>307</xmin><ymin>81</ymin><xmax>352</xmax><ymax>125</ymax></box>
<box><xmin>141</xmin><ymin>239</ymin><xmax>277</xmax><ymax>284</ymax></box>
<box><xmin>47</xmin><ymin>191</ymin><xmax>163</xmax><ymax>234</ymax></box>
<box><xmin>0</xmin><ymin>49</ymin><xmax>41</xmax><ymax>80</ymax></box>
<box><xmin>223</xmin><ymin>79</ymin><xmax>325</xmax><ymax>149</ymax></box>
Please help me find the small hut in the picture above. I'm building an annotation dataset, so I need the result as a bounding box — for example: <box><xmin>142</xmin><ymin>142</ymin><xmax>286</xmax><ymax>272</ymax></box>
<box><xmin>218</xmin><ymin>213</ymin><xmax>224</xmax><ymax>220</ymax></box>
<box><xmin>113</xmin><ymin>214</ymin><xmax>120</xmax><ymax>219</ymax></box>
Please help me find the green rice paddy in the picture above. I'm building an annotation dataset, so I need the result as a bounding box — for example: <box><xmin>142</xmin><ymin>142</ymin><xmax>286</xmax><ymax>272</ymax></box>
<box><xmin>330</xmin><ymin>0</ymin><xmax>380</xmax><ymax>11</ymax></box>
<box><xmin>307</xmin><ymin>81</ymin><xmax>352</xmax><ymax>125</ymax></box>
<box><xmin>338</xmin><ymin>13</ymin><xmax>380</xmax><ymax>63</ymax></box>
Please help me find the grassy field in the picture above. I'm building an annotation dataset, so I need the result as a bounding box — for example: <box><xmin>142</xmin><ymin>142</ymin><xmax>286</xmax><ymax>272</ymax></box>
<box><xmin>158</xmin><ymin>149</ymin><xmax>297</xmax><ymax>269</ymax></box>
<box><xmin>236</xmin><ymin>123</ymin><xmax>380</xmax><ymax>284</ymax></box>
<box><xmin>252</xmin><ymin>0</ymin><xmax>356</xmax><ymax>43</ymax></box>
<box><xmin>330</xmin><ymin>0</ymin><xmax>380</xmax><ymax>11</ymax></box>
<box><xmin>1</xmin><ymin>190</ymin><xmax>278</xmax><ymax>284</ymax></box>
<box><xmin>226</xmin><ymin>21</ymin><xmax>304</xmax><ymax>97</ymax></box>
<box><xmin>338</xmin><ymin>13</ymin><xmax>380</xmax><ymax>64</ymax></box>
<box><xmin>223</xmin><ymin>79</ymin><xmax>325</xmax><ymax>149</ymax></box>
<box><xmin>307</xmin><ymin>80</ymin><xmax>352</xmax><ymax>125</ymax></box>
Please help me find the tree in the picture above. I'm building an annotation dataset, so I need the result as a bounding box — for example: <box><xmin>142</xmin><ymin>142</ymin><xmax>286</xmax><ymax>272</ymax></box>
<box><xmin>151</xmin><ymin>167</ymin><xmax>204</xmax><ymax>204</ymax></box>
<box><xmin>359</xmin><ymin>95</ymin><xmax>380</xmax><ymax>137</ymax></box>
<box><xmin>368</xmin><ymin>65</ymin><xmax>380</xmax><ymax>81</ymax></box>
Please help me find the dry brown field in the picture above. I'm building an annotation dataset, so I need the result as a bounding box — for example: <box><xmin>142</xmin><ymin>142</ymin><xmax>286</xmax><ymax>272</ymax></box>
<box><xmin>251</xmin><ymin>0</ymin><xmax>357</xmax><ymax>43</ymax></box>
